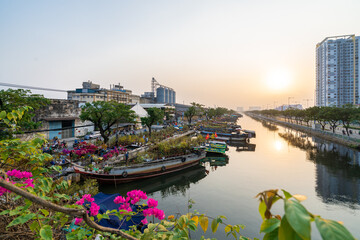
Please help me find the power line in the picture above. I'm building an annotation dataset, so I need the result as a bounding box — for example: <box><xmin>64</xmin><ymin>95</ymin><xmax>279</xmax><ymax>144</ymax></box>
<box><xmin>0</xmin><ymin>82</ymin><xmax>68</xmax><ymax>93</ymax></box>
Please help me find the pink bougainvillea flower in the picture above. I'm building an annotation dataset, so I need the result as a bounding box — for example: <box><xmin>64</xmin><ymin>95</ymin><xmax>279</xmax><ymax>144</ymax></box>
<box><xmin>90</xmin><ymin>202</ymin><xmax>100</xmax><ymax>216</ymax></box>
<box><xmin>83</xmin><ymin>194</ymin><xmax>95</xmax><ymax>203</ymax></box>
<box><xmin>119</xmin><ymin>202</ymin><xmax>132</xmax><ymax>212</ymax></box>
<box><xmin>74</xmin><ymin>218</ymin><xmax>83</xmax><ymax>225</ymax></box>
<box><xmin>141</xmin><ymin>218</ymin><xmax>148</xmax><ymax>225</ymax></box>
<box><xmin>142</xmin><ymin>208</ymin><xmax>153</xmax><ymax>217</ymax></box>
<box><xmin>147</xmin><ymin>198</ymin><xmax>158</xmax><ymax>208</ymax></box>
<box><xmin>23</xmin><ymin>178</ymin><xmax>34</xmax><ymax>188</ymax></box>
<box><xmin>152</xmin><ymin>208</ymin><xmax>165</xmax><ymax>220</ymax></box>
<box><xmin>127</xmin><ymin>189</ymin><xmax>147</xmax><ymax>201</ymax></box>
<box><xmin>114</xmin><ymin>196</ymin><xmax>126</xmax><ymax>204</ymax></box>
<box><xmin>76</xmin><ymin>199</ymin><xmax>85</xmax><ymax>205</ymax></box>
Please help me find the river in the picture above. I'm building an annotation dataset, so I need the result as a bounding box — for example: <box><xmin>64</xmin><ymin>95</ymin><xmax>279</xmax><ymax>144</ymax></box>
<box><xmin>100</xmin><ymin>115</ymin><xmax>360</xmax><ymax>239</ymax></box>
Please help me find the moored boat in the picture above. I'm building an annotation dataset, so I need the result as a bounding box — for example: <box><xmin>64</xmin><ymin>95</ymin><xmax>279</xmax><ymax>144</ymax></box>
<box><xmin>205</xmin><ymin>140</ymin><xmax>228</xmax><ymax>154</ymax></box>
<box><xmin>200</xmin><ymin>130</ymin><xmax>255</xmax><ymax>142</ymax></box>
<box><xmin>74</xmin><ymin>149</ymin><xmax>206</xmax><ymax>184</ymax></box>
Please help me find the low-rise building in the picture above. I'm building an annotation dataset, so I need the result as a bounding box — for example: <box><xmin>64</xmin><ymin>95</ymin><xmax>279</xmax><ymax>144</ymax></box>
<box><xmin>32</xmin><ymin>99</ymin><xmax>94</xmax><ymax>140</ymax></box>
<box><xmin>67</xmin><ymin>81</ymin><xmax>141</xmax><ymax>104</ymax></box>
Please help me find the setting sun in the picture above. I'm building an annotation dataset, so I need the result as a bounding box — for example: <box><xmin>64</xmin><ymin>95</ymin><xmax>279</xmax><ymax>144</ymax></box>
<box><xmin>265</xmin><ymin>69</ymin><xmax>292</xmax><ymax>91</ymax></box>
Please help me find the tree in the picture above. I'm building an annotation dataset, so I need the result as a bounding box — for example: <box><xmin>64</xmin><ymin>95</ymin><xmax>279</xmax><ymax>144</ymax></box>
<box><xmin>184</xmin><ymin>106</ymin><xmax>196</xmax><ymax>124</ymax></box>
<box><xmin>324</xmin><ymin>107</ymin><xmax>341</xmax><ymax>133</ymax></box>
<box><xmin>80</xmin><ymin>101</ymin><xmax>136</xmax><ymax>143</ymax></box>
<box><xmin>141</xmin><ymin>107</ymin><xmax>164</xmax><ymax>136</ymax></box>
<box><xmin>0</xmin><ymin>89</ymin><xmax>50</xmax><ymax>139</ymax></box>
<box><xmin>190</xmin><ymin>102</ymin><xmax>205</xmax><ymax>119</ymax></box>
<box><xmin>339</xmin><ymin>104</ymin><xmax>360</xmax><ymax>136</ymax></box>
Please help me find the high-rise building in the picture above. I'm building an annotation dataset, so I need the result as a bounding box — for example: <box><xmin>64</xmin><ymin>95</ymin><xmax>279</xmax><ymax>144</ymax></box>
<box><xmin>316</xmin><ymin>35</ymin><xmax>360</xmax><ymax>107</ymax></box>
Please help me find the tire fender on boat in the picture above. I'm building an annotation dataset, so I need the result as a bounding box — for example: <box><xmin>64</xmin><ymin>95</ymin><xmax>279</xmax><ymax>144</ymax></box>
<box><xmin>161</xmin><ymin>166</ymin><xmax>166</xmax><ymax>172</ymax></box>
<box><xmin>122</xmin><ymin>171</ymin><xmax>128</xmax><ymax>178</ymax></box>
<box><xmin>181</xmin><ymin>157</ymin><xmax>186</xmax><ymax>162</ymax></box>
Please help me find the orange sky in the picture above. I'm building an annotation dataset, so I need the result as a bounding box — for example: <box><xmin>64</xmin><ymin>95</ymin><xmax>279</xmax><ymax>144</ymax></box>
<box><xmin>1</xmin><ymin>0</ymin><xmax>359</xmax><ymax>110</ymax></box>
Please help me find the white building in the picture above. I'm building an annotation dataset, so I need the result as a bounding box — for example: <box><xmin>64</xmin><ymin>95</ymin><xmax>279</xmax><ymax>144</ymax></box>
<box><xmin>316</xmin><ymin>35</ymin><xmax>360</xmax><ymax>107</ymax></box>
<box><xmin>275</xmin><ymin>104</ymin><xmax>303</xmax><ymax>111</ymax></box>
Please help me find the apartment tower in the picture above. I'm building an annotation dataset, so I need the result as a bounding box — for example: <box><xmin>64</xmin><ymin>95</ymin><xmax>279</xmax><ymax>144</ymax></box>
<box><xmin>316</xmin><ymin>35</ymin><xmax>360</xmax><ymax>106</ymax></box>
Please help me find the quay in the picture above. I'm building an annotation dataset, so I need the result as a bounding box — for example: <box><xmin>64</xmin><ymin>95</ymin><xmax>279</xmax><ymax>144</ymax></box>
<box><xmin>246</xmin><ymin>112</ymin><xmax>360</xmax><ymax>149</ymax></box>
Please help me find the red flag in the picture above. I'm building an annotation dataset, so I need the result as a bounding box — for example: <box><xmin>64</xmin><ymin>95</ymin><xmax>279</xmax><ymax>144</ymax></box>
<box><xmin>214</xmin><ymin>132</ymin><xmax>218</xmax><ymax>138</ymax></box>
<box><xmin>205</xmin><ymin>134</ymin><xmax>210</xmax><ymax>140</ymax></box>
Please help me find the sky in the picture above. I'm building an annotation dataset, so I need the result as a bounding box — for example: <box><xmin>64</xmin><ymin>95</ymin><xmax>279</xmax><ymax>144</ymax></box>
<box><xmin>1</xmin><ymin>0</ymin><xmax>360</xmax><ymax>110</ymax></box>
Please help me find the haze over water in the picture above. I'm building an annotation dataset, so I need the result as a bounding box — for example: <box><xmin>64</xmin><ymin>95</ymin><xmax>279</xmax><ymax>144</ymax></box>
<box><xmin>102</xmin><ymin>115</ymin><xmax>360</xmax><ymax>239</ymax></box>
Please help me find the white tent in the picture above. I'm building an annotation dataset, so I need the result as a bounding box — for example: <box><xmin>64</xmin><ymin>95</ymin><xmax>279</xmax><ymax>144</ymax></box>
<box><xmin>131</xmin><ymin>103</ymin><xmax>148</xmax><ymax>118</ymax></box>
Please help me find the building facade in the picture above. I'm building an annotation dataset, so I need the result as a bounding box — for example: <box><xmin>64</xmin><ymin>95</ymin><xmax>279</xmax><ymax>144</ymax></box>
<box><xmin>32</xmin><ymin>99</ymin><xmax>94</xmax><ymax>140</ymax></box>
<box><xmin>316</xmin><ymin>35</ymin><xmax>360</xmax><ymax>107</ymax></box>
<box><xmin>67</xmin><ymin>81</ymin><xmax>141</xmax><ymax>104</ymax></box>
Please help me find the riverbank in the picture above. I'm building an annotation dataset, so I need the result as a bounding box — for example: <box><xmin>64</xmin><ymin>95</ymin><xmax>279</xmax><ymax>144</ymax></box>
<box><xmin>246</xmin><ymin>112</ymin><xmax>360</xmax><ymax>149</ymax></box>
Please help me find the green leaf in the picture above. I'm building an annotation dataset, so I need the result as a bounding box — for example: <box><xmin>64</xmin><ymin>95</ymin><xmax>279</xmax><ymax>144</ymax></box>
<box><xmin>0</xmin><ymin>209</ymin><xmax>10</xmax><ymax>215</ymax></box>
<box><xmin>7</xmin><ymin>213</ymin><xmax>36</xmax><ymax>227</ymax></box>
<box><xmin>282</xmin><ymin>189</ymin><xmax>292</xmax><ymax>200</ymax></box>
<box><xmin>211</xmin><ymin>218</ymin><xmax>219</xmax><ymax>233</ymax></box>
<box><xmin>284</xmin><ymin>199</ymin><xmax>311</xmax><ymax>240</ymax></box>
<box><xmin>278</xmin><ymin>216</ymin><xmax>302</xmax><ymax>240</ymax></box>
<box><xmin>29</xmin><ymin>221</ymin><xmax>40</xmax><ymax>232</ymax></box>
<box><xmin>40</xmin><ymin>225</ymin><xmax>53</xmax><ymax>240</ymax></box>
<box><xmin>315</xmin><ymin>216</ymin><xmax>355</xmax><ymax>240</ymax></box>
<box><xmin>263</xmin><ymin>228</ymin><xmax>279</xmax><ymax>240</ymax></box>
<box><xmin>259</xmin><ymin>200</ymin><xmax>267</xmax><ymax>220</ymax></box>
<box><xmin>0</xmin><ymin>110</ymin><xmax>6</xmax><ymax>119</ymax></box>
<box><xmin>224</xmin><ymin>225</ymin><xmax>232</xmax><ymax>233</ymax></box>
<box><xmin>39</xmin><ymin>209</ymin><xmax>49</xmax><ymax>217</ymax></box>
<box><xmin>260</xmin><ymin>218</ymin><xmax>281</xmax><ymax>233</ymax></box>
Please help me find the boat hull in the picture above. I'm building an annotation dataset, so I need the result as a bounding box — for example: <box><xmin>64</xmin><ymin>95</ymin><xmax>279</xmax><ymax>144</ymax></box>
<box><xmin>74</xmin><ymin>152</ymin><xmax>206</xmax><ymax>184</ymax></box>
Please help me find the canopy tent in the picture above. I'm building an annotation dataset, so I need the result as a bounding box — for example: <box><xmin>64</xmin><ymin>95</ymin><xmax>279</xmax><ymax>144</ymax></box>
<box><xmin>131</xmin><ymin>103</ymin><xmax>148</xmax><ymax>118</ymax></box>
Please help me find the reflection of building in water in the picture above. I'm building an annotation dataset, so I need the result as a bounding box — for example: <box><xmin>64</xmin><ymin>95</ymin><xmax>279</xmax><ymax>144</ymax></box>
<box><xmin>312</xmin><ymin>137</ymin><xmax>360</xmax><ymax>206</ymax></box>
<box><xmin>316</xmin><ymin>164</ymin><xmax>360</xmax><ymax>206</ymax></box>
<box><xmin>279</xmin><ymin>130</ymin><xmax>360</xmax><ymax>206</ymax></box>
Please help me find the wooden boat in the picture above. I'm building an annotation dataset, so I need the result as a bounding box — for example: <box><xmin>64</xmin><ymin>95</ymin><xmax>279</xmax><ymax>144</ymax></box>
<box><xmin>74</xmin><ymin>150</ymin><xmax>206</xmax><ymax>184</ymax></box>
<box><xmin>200</xmin><ymin>130</ymin><xmax>255</xmax><ymax>142</ymax></box>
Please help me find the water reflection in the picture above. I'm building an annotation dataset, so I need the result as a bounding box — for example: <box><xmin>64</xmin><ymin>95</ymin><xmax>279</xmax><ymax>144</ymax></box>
<box><xmin>279</xmin><ymin>130</ymin><xmax>360</xmax><ymax>206</ymax></box>
<box><xmin>201</xmin><ymin>155</ymin><xmax>229</xmax><ymax>167</ymax></box>
<box><xmin>227</xmin><ymin>141</ymin><xmax>256</xmax><ymax>152</ymax></box>
<box><xmin>100</xmin><ymin>165</ymin><xmax>207</xmax><ymax>197</ymax></box>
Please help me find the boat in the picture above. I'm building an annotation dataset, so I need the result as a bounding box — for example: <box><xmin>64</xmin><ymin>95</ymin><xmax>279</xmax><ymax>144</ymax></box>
<box><xmin>205</xmin><ymin>140</ymin><xmax>228</xmax><ymax>154</ymax></box>
<box><xmin>74</xmin><ymin>149</ymin><xmax>206</xmax><ymax>184</ymax></box>
<box><xmin>200</xmin><ymin>130</ymin><xmax>256</xmax><ymax>142</ymax></box>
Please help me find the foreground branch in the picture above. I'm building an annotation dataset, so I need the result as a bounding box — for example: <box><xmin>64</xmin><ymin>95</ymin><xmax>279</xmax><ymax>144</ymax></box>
<box><xmin>0</xmin><ymin>178</ymin><xmax>139</xmax><ymax>240</ymax></box>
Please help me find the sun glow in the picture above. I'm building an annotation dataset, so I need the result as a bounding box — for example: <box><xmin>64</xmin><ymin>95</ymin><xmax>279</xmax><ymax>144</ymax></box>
<box><xmin>265</xmin><ymin>69</ymin><xmax>292</xmax><ymax>91</ymax></box>
<box><xmin>274</xmin><ymin>140</ymin><xmax>283</xmax><ymax>151</ymax></box>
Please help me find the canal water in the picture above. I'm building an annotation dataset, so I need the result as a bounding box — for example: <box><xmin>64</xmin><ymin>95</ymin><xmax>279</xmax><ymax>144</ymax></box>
<box><xmin>100</xmin><ymin>115</ymin><xmax>360</xmax><ymax>239</ymax></box>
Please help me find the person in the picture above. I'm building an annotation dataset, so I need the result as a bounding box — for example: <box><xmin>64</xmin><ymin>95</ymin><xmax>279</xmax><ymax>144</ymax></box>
<box><xmin>125</xmin><ymin>151</ymin><xmax>129</xmax><ymax>165</ymax></box>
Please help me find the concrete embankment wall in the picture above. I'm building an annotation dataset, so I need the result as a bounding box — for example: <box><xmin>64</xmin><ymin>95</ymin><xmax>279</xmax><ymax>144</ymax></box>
<box><xmin>246</xmin><ymin>113</ymin><xmax>360</xmax><ymax>149</ymax></box>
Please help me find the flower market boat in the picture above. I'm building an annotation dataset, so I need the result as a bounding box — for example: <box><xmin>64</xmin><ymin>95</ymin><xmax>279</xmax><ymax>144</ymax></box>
<box><xmin>74</xmin><ymin>149</ymin><xmax>206</xmax><ymax>184</ymax></box>
<box><xmin>199</xmin><ymin>130</ymin><xmax>256</xmax><ymax>142</ymax></box>
<box><xmin>205</xmin><ymin>140</ymin><xmax>228</xmax><ymax>154</ymax></box>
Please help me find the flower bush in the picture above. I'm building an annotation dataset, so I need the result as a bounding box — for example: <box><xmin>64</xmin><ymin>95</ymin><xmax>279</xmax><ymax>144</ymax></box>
<box><xmin>0</xmin><ymin>169</ymin><xmax>34</xmax><ymax>195</ymax></box>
